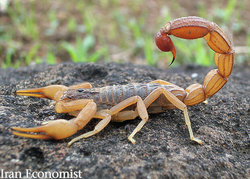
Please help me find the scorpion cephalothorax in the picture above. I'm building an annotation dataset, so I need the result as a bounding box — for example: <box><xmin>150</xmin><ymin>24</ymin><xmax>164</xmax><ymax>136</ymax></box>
<box><xmin>12</xmin><ymin>16</ymin><xmax>234</xmax><ymax>147</ymax></box>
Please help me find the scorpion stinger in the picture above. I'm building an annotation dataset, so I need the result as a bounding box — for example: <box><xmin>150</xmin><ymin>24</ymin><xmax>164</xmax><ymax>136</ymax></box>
<box><xmin>155</xmin><ymin>32</ymin><xmax>176</xmax><ymax>66</ymax></box>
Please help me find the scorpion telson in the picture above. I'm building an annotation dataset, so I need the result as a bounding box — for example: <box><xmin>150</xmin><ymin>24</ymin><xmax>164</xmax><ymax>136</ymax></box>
<box><xmin>155</xmin><ymin>32</ymin><xmax>176</xmax><ymax>65</ymax></box>
<box><xmin>13</xmin><ymin>16</ymin><xmax>234</xmax><ymax>147</ymax></box>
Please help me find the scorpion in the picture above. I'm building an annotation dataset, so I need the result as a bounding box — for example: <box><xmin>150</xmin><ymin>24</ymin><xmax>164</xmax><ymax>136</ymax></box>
<box><xmin>12</xmin><ymin>16</ymin><xmax>234</xmax><ymax>147</ymax></box>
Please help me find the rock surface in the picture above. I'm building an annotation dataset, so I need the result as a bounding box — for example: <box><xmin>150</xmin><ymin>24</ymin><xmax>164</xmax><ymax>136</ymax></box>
<box><xmin>0</xmin><ymin>63</ymin><xmax>249</xmax><ymax>178</ymax></box>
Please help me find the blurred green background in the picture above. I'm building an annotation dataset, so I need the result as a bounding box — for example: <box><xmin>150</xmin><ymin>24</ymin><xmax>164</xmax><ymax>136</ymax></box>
<box><xmin>0</xmin><ymin>0</ymin><xmax>249</xmax><ymax>68</ymax></box>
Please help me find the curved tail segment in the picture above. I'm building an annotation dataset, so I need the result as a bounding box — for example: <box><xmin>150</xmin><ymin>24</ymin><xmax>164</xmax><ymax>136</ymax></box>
<box><xmin>155</xmin><ymin>16</ymin><xmax>234</xmax><ymax>106</ymax></box>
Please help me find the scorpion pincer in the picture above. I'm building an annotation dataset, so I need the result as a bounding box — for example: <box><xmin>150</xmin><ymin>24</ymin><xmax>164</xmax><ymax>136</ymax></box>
<box><xmin>12</xmin><ymin>16</ymin><xmax>234</xmax><ymax>147</ymax></box>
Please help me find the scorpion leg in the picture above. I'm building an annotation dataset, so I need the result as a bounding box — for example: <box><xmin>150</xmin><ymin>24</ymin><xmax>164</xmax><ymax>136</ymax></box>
<box><xmin>68</xmin><ymin>96</ymin><xmax>148</xmax><ymax>145</ymax></box>
<box><xmin>109</xmin><ymin>96</ymin><xmax>148</xmax><ymax>144</ymax></box>
<box><xmin>112</xmin><ymin>110</ymin><xmax>138</xmax><ymax>122</ymax></box>
<box><xmin>67</xmin><ymin>111</ymin><xmax>111</xmax><ymax>147</ymax></box>
<box><xmin>12</xmin><ymin>101</ymin><xmax>97</xmax><ymax>140</ymax></box>
<box><xmin>143</xmin><ymin>87</ymin><xmax>202</xmax><ymax>144</ymax></box>
<box><xmin>68</xmin><ymin>111</ymin><xmax>81</xmax><ymax>117</ymax></box>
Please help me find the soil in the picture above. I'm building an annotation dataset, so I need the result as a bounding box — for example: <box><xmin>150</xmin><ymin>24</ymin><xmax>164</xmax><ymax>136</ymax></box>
<box><xmin>0</xmin><ymin>62</ymin><xmax>249</xmax><ymax>178</ymax></box>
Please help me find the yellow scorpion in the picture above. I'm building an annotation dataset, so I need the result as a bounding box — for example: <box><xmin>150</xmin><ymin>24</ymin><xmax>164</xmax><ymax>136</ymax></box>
<box><xmin>12</xmin><ymin>16</ymin><xmax>234</xmax><ymax>147</ymax></box>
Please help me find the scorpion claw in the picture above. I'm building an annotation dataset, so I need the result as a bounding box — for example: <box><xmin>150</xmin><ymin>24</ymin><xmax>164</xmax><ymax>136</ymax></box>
<box><xmin>16</xmin><ymin>85</ymin><xmax>68</xmax><ymax>101</ymax></box>
<box><xmin>12</xmin><ymin>130</ymin><xmax>52</xmax><ymax>140</ymax></box>
<box><xmin>16</xmin><ymin>88</ymin><xmax>48</xmax><ymax>98</ymax></box>
<box><xmin>12</xmin><ymin>119</ymin><xmax>79</xmax><ymax>140</ymax></box>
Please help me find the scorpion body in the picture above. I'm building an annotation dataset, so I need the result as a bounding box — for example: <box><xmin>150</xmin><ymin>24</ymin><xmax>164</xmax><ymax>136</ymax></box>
<box><xmin>62</xmin><ymin>83</ymin><xmax>185</xmax><ymax>110</ymax></box>
<box><xmin>12</xmin><ymin>16</ymin><xmax>234</xmax><ymax>147</ymax></box>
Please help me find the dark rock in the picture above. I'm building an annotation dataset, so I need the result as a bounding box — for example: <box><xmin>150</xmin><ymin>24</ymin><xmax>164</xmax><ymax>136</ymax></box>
<box><xmin>0</xmin><ymin>62</ymin><xmax>249</xmax><ymax>178</ymax></box>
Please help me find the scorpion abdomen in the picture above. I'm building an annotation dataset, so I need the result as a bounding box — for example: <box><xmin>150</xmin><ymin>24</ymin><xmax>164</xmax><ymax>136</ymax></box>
<box><xmin>97</xmin><ymin>83</ymin><xmax>186</xmax><ymax>106</ymax></box>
